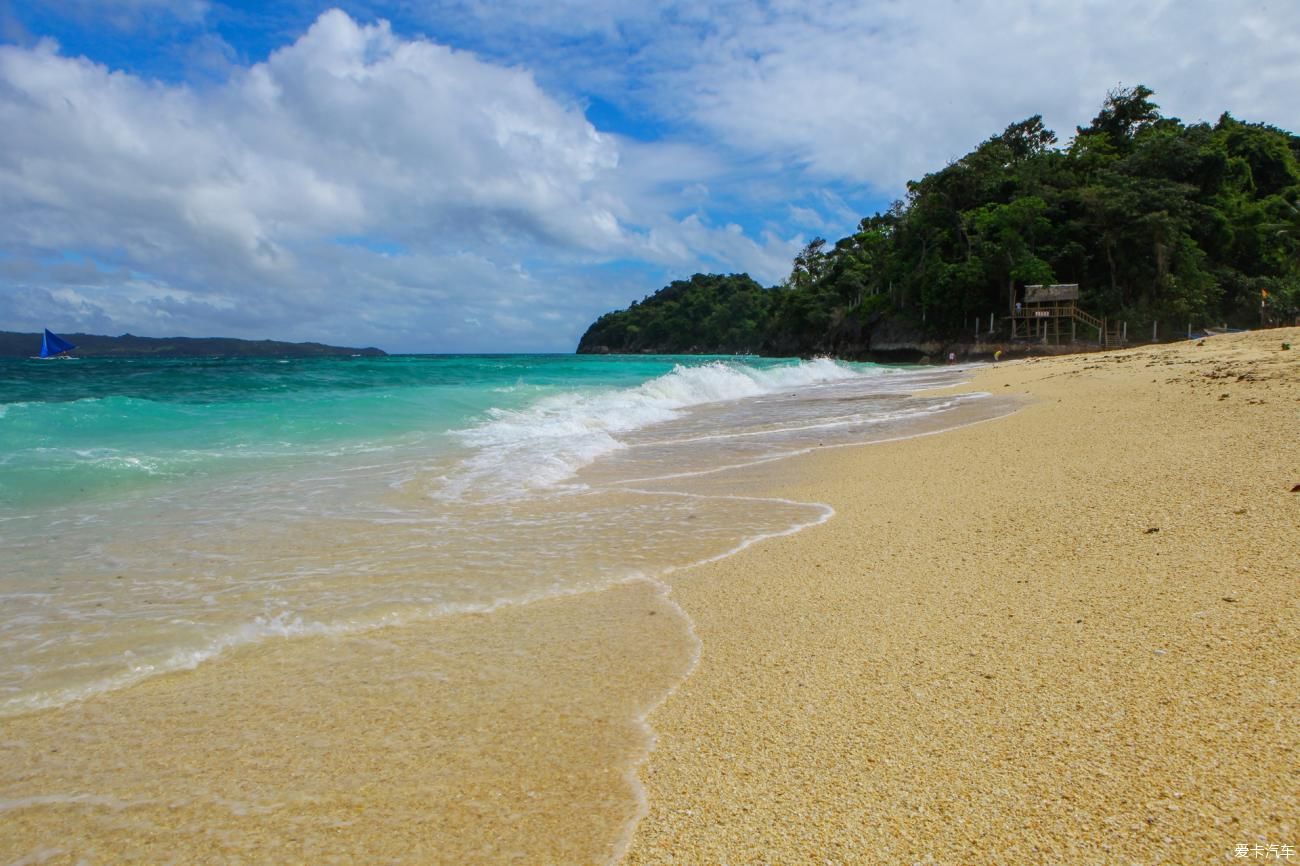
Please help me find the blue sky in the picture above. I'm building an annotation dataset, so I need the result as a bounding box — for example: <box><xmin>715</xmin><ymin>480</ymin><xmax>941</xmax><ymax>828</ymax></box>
<box><xmin>1</xmin><ymin>0</ymin><xmax>1297</xmax><ymax>352</ymax></box>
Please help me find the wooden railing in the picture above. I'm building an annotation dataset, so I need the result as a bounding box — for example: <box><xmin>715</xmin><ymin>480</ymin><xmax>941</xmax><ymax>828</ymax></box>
<box><xmin>1008</xmin><ymin>303</ymin><xmax>1111</xmax><ymax>345</ymax></box>
<box><xmin>1072</xmin><ymin>307</ymin><xmax>1103</xmax><ymax>330</ymax></box>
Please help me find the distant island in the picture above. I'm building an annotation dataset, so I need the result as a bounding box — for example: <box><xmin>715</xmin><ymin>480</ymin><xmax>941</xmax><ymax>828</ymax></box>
<box><xmin>0</xmin><ymin>331</ymin><xmax>386</xmax><ymax>359</ymax></box>
<box><xmin>578</xmin><ymin>85</ymin><xmax>1299</xmax><ymax>359</ymax></box>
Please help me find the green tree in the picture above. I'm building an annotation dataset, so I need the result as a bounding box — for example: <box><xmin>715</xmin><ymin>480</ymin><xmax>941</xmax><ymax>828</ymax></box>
<box><xmin>579</xmin><ymin>85</ymin><xmax>1299</xmax><ymax>356</ymax></box>
<box><xmin>1077</xmin><ymin>84</ymin><xmax>1161</xmax><ymax>154</ymax></box>
<box><xmin>969</xmin><ymin>197</ymin><xmax>1055</xmax><ymax>313</ymax></box>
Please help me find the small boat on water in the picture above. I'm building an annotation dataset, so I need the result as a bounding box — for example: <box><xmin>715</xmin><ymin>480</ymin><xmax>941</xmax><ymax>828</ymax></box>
<box><xmin>33</xmin><ymin>329</ymin><xmax>77</xmax><ymax>359</ymax></box>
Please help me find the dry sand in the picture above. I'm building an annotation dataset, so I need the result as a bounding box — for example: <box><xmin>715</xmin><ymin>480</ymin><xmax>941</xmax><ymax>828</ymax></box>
<box><xmin>626</xmin><ymin>328</ymin><xmax>1298</xmax><ymax>865</ymax></box>
<box><xmin>2</xmin><ymin>330</ymin><xmax>1294</xmax><ymax>866</ymax></box>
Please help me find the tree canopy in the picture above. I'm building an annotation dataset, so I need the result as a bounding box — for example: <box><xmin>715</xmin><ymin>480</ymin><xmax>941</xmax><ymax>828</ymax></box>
<box><xmin>578</xmin><ymin>87</ymin><xmax>1300</xmax><ymax>355</ymax></box>
<box><xmin>577</xmin><ymin>273</ymin><xmax>772</xmax><ymax>354</ymax></box>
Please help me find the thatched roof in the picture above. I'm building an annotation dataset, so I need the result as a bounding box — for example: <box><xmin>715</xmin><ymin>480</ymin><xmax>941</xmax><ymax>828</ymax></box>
<box><xmin>1024</xmin><ymin>283</ymin><xmax>1079</xmax><ymax>303</ymax></box>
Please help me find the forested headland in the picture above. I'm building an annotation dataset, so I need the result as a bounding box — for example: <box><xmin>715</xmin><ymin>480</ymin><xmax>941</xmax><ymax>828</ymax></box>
<box><xmin>578</xmin><ymin>87</ymin><xmax>1300</xmax><ymax>357</ymax></box>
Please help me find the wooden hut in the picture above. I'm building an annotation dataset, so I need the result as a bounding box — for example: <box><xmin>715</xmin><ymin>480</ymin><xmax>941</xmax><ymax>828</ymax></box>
<box><xmin>1009</xmin><ymin>284</ymin><xmax>1120</xmax><ymax>345</ymax></box>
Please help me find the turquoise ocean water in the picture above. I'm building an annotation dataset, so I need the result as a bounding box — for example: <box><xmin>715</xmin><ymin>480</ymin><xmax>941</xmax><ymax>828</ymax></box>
<box><xmin>0</xmin><ymin>353</ymin><xmax>1009</xmax><ymax>718</ymax></box>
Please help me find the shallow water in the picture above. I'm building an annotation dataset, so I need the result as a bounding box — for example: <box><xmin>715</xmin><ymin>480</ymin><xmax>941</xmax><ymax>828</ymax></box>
<box><xmin>0</xmin><ymin>353</ymin><xmax>1019</xmax><ymax>862</ymax></box>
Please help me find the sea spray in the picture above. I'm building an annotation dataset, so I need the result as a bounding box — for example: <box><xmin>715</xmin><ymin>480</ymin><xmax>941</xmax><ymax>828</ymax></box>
<box><xmin>442</xmin><ymin>357</ymin><xmax>870</xmax><ymax>499</ymax></box>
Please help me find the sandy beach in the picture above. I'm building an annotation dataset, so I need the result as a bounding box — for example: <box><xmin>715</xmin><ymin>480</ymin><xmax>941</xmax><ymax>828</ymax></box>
<box><xmin>1</xmin><ymin>330</ymin><xmax>1294</xmax><ymax>865</ymax></box>
<box><xmin>627</xmin><ymin>328</ymin><xmax>1298</xmax><ymax>865</ymax></box>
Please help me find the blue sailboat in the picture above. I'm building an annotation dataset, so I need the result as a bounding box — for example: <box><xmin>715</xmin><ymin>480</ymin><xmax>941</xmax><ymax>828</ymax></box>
<box><xmin>37</xmin><ymin>329</ymin><xmax>77</xmax><ymax>359</ymax></box>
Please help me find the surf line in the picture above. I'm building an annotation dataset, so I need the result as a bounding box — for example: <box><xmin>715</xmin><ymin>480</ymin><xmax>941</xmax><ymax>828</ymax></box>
<box><xmin>599</xmin><ymin>393</ymin><xmax>1034</xmax><ymax>863</ymax></box>
<box><xmin>598</xmin><ymin>489</ymin><xmax>835</xmax><ymax>866</ymax></box>
<box><xmin>606</xmin><ymin>391</ymin><xmax>1018</xmax><ymax>488</ymax></box>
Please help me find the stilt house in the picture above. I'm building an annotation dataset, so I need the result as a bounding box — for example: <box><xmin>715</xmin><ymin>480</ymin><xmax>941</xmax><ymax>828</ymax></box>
<box><xmin>1010</xmin><ymin>284</ymin><xmax>1123</xmax><ymax>346</ymax></box>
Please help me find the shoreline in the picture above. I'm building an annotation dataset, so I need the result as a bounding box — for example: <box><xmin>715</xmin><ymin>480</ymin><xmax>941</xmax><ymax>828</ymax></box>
<box><xmin>1</xmin><ymin>360</ymin><xmax>1003</xmax><ymax>864</ymax></box>
<box><xmin>625</xmin><ymin>328</ymin><xmax>1298</xmax><ymax>864</ymax></box>
<box><xmin>1</xmin><ymin>335</ymin><xmax>1293</xmax><ymax>863</ymax></box>
<box><xmin>0</xmin><ymin>576</ymin><xmax>700</xmax><ymax>864</ymax></box>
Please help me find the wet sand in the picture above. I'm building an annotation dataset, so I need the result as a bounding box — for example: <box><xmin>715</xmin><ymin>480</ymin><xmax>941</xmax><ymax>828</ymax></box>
<box><xmin>2</xmin><ymin>330</ymin><xmax>1295</xmax><ymax>865</ymax></box>
<box><xmin>0</xmin><ymin>578</ymin><xmax>696</xmax><ymax>864</ymax></box>
<box><xmin>626</xmin><ymin>328</ymin><xmax>1299</xmax><ymax>865</ymax></box>
<box><xmin>2</xmin><ymin>359</ymin><xmax>1000</xmax><ymax>866</ymax></box>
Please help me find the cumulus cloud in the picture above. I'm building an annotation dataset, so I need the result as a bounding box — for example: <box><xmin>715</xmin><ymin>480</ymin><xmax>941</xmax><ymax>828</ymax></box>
<box><xmin>0</xmin><ymin>9</ymin><xmax>782</xmax><ymax>350</ymax></box>
<box><xmin>5</xmin><ymin>1</ymin><xmax>1296</xmax><ymax>350</ymax></box>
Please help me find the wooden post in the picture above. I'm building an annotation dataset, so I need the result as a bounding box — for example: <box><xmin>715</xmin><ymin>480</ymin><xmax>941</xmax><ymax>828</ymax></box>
<box><xmin>1152</xmin><ymin>321</ymin><xmax>1158</xmax><ymax>342</ymax></box>
<box><xmin>989</xmin><ymin>313</ymin><xmax>994</xmax><ymax>334</ymax></box>
<box><xmin>1187</xmin><ymin>322</ymin><xmax>1192</xmax><ymax>339</ymax></box>
<box><xmin>1123</xmin><ymin>321</ymin><xmax>1128</xmax><ymax>342</ymax></box>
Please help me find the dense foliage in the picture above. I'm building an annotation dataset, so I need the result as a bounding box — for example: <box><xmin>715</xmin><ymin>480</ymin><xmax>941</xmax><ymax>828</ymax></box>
<box><xmin>578</xmin><ymin>87</ymin><xmax>1300</xmax><ymax>355</ymax></box>
<box><xmin>578</xmin><ymin>273</ymin><xmax>773</xmax><ymax>353</ymax></box>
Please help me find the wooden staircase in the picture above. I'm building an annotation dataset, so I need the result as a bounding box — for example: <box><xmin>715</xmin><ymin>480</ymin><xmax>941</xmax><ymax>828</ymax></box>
<box><xmin>1072</xmin><ymin>307</ymin><xmax>1102</xmax><ymax>332</ymax></box>
<box><xmin>1008</xmin><ymin>301</ymin><xmax>1124</xmax><ymax>347</ymax></box>
<box><xmin>1103</xmin><ymin>320</ymin><xmax>1126</xmax><ymax>348</ymax></box>
<box><xmin>1009</xmin><ymin>284</ymin><xmax>1129</xmax><ymax>348</ymax></box>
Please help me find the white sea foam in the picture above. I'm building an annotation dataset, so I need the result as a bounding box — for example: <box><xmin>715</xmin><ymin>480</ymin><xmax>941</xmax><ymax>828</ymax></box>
<box><xmin>441</xmin><ymin>358</ymin><xmax>870</xmax><ymax>499</ymax></box>
<box><xmin>0</xmin><ymin>356</ymin><xmax>1017</xmax><ymax>720</ymax></box>
<box><xmin>0</xmin><ymin>609</ymin><xmax>417</xmax><ymax>717</ymax></box>
<box><xmin>0</xmin><ymin>574</ymin><xmax>678</xmax><ymax>719</ymax></box>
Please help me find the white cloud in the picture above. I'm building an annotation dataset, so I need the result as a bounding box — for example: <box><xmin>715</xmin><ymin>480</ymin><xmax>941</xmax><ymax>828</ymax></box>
<box><xmin>6</xmin><ymin>2</ymin><xmax>1297</xmax><ymax>350</ymax></box>
<box><xmin>0</xmin><ymin>9</ymin><xmax>792</xmax><ymax>350</ymax></box>
<box><xmin>413</xmin><ymin>0</ymin><xmax>1300</xmax><ymax>194</ymax></box>
<box><xmin>641</xmin><ymin>0</ymin><xmax>1300</xmax><ymax>191</ymax></box>
<box><xmin>787</xmin><ymin>205</ymin><xmax>825</xmax><ymax>231</ymax></box>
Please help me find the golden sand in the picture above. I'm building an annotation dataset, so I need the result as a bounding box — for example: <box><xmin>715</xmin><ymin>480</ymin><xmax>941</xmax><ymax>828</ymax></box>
<box><xmin>0</xmin><ymin>579</ymin><xmax>695</xmax><ymax>864</ymax></box>
<box><xmin>626</xmin><ymin>328</ymin><xmax>1298</xmax><ymax>865</ymax></box>
<box><xmin>2</xmin><ymin>330</ymin><xmax>1295</xmax><ymax>865</ymax></box>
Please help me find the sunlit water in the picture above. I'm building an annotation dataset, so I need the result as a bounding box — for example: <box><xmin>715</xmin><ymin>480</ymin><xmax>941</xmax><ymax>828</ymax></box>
<box><xmin>0</xmin><ymin>352</ymin><xmax>1018</xmax><ymax>862</ymax></box>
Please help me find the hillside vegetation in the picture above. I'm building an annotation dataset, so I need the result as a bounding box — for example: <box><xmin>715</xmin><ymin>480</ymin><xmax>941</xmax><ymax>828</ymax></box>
<box><xmin>579</xmin><ymin>87</ymin><xmax>1300</xmax><ymax>356</ymax></box>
